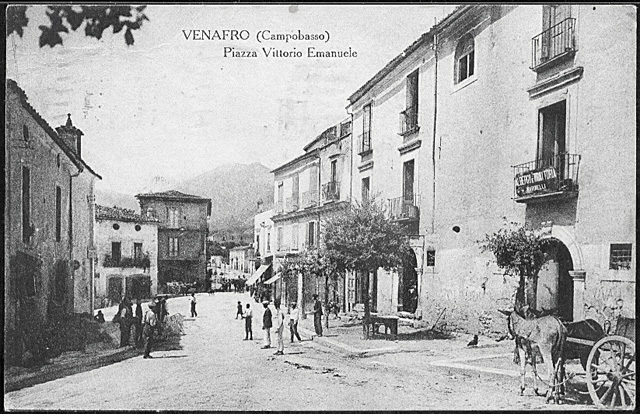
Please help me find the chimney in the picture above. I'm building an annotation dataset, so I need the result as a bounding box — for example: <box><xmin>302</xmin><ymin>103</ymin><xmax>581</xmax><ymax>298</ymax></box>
<box><xmin>55</xmin><ymin>113</ymin><xmax>84</xmax><ymax>157</ymax></box>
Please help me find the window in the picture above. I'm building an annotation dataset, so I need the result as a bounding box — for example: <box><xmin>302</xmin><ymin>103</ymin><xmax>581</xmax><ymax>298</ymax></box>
<box><xmin>267</xmin><ymin>232</ymin><xmax>271</xmax><ymax>252</ymax></box>
<box><xmin>113</xmin><ymin>223</ymin><xmax>120</xmax><ymax>230</ymax></box>
<box><xmin>277</xmin><ymin>227</ymin><xmax>283</xmax><ymax>251</ymax></box>
<box><xmin>360</xmin><ymin>104</ymin><xmax>372</xmax><ymax>153</ymax></box>
<box><xmin>277</xmin><ymin>183</ymin><xmax>284</xmax><ymax>213</ymax></box>
<box><xmin>112</xmin><ymin>242</ymin><xmax>121</xmax><ymax>264</ymax></box>
<box><xmin>292</xmin><ymin>224</ymin><xmax>299</xmax><ymax>250</ymax></box>
<box><xmin>168</xmin><ymin>208</ymin><xmax>179</xmax><ymax>227</ymax></box>
<box><xmin>55</xmin><ymin>185</ymin><xmax>62</xmax><ymax>242</ymax></box>
<box><xmin>538</xmin><ymin>100</ymin><xmax>566</xmax><ymax>176</ymax></box>
<box><xmin>168</xmin><ymin>237</ymin><xmax>179</xmax><ymax>257</ymax></box>
<box><xmin>330</xmin><ymin>160</ymin><xmax>337</xmax><ymax>183</ymax></box>
<box><xmin>426</xmin><ymin>250</ymin><xmax>436</xmax><ymax>267</ymax></box>
<box><xmin>307</xmin><ymin>221</ymin><xmax>316</xmax><ymax>247</ymax></box>
<box><xmin>455</xmin><ymin>35</ymin><xmax>475</xmax><ymax>84</ymax></box>
<box><xmin>362</xmin><ymin>177</ymin><xmax>370</xmax><ymax>203</ymax></box>
<box><xmin>610</xmin><ymin>244</ymin><xmax>632</xmax><ymax>270</ymax></box>
<box><xmin>402</xmin><ymin>70</ymin><xmax>419</xmax><ymax>133</ymax></box>
<box><xmin>23</xmin><ymin>125</ymin><xmax>29</xmax><ymax>143</ymax></box>
<box><xmin>403</xmin><ymin>160</ymin><xmax>415</xmax><ymax>202</ymax></box>
<box><xmin>135</xmin><ymin>224</ymin><xmax>141</xmax><ymax>231</ymax></box>
<box><xmin>340</xmin><ymin>120</ymin><xmax>352</xmax><ymax>137</ymax></box>
<box><xmin>134</xmin><ymin>243</ymin><xmax>143</xmax><ymax>261</ymax></box>
<box><xmin>22</xmin><ymin>167</ymin><xmax>31</xmax><ymax>243</ymax></box>
<box><xmin>146</xmin><ymin>207</ymin><xmax>155</xmax><ymax>218</ymax></box>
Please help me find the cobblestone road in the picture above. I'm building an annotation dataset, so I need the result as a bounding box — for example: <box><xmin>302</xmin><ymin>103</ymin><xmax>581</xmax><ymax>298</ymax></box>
<box><xmin>5</xmin><ymin>293</ymin><xmax>596</xmax><ymax>411</ymax></box>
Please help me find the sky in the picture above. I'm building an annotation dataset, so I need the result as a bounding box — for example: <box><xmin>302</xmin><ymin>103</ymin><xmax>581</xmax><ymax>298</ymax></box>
<box><xmin>6</xmin><ymin>4</ymin><xmax>457</xmax><ymax>195</ymax></box>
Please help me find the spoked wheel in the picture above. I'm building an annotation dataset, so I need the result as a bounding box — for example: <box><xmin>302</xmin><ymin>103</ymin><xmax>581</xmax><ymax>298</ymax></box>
<box><xmin>586</xmin><ymin>336</ymin><xmax>635</xmax><ymax>410</ymax></box>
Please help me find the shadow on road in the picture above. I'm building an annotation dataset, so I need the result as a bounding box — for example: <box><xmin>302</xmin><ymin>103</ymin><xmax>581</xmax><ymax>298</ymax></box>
<box><xmin>396</xmin><ymin>329</ymin><xmax>454</xmax><ymax>341</ymax></box>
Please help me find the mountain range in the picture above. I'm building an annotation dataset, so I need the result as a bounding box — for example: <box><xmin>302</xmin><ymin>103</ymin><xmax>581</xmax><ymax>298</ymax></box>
<box><xmin>95</xmin><ymin>162</ymin><xmax>274</xmax><ymax>233</ymax></box>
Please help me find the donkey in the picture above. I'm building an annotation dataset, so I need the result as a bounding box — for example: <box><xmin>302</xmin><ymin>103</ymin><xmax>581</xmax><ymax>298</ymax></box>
<box><xmin>499</xmin><ymin>307</ymin><xmax>568</xmax><ymax>403</ymax></box>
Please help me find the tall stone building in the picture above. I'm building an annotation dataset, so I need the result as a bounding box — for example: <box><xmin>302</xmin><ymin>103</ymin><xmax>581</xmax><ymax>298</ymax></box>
<box><xmin>5</xmin><ymin>79</ymin><xmax>101</xmax><ymax>364</ymax></box>
<box><xmin>346</xmin><ymin>5</ymin><xmax>636</xmax><ymax>332</ymax></box>
<box><xmin>135</xmin><ymin>190</ymin><xmax>211</xmax><ymax>291</ymax></box>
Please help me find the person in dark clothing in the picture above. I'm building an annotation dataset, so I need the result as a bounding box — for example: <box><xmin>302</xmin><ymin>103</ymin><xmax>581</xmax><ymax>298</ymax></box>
<box><xmin>190</xmin><ymin>293</ymin><xmax>198</xmax><ymax>317</ymax></box>
<box><xmin>243</xmin><ymin>303</ymin><xmax>253</xmax><ymax>340</ymax></box>
<box><xmin>117</xmin><ymin>298</ymin><xmax>133</xmax><ymax>347</ymax></box>
<box><xmin>143</xmin><ymin>301</ymin><xmax>158</xmax><ymax>359</ymax></box>
<box><xmin>134</xmin><ymin>299</ymin><xmax>144</xmax><ymax>346</ymax></box>
<box><xmin>261</xmin><ymin>301</ymin><xmax>272</xmax><ymax>349</ymax></box>
<box><xmin>236</xmin><ymin>301</ymin><xmax>243</xmax><ymax>319</ymax></box>
<box><xmin>313</xmin><ymin>294</ymin><xmax>323</xmax><ymax>337</ymax></box>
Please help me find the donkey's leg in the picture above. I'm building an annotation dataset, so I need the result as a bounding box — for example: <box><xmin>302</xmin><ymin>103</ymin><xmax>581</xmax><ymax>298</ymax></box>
<box><xmin>532</xmin><ymin>349</ymin><xmax>540</xmax><ymax>396</ymax></box>
<box><xmin>518</xmin><ymin>346</ymin><xmax>527</xmax><ymax>395</ymax></box>
<box><xmin>542</xmin><ymin>350</ymin><xmax>555</xmax><ymax>403</ymax></box>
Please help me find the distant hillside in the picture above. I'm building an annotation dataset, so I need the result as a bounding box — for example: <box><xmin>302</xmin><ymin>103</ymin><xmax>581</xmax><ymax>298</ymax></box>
<box><xmin>95</xmin><ymin>188</ymin><xmax>140</xmax><ymax>211</ymax></box>
<box><xmin>175</xmin><ymin>162</ymin><xmax>274</xmax><ymax>232</ymax></box>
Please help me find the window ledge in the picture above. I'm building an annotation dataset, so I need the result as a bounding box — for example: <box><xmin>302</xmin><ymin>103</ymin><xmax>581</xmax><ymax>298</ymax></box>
<box><xmin>451</xmin><ymin>75</ymin><xmax>478</xmax><ymax>94</ymax></box>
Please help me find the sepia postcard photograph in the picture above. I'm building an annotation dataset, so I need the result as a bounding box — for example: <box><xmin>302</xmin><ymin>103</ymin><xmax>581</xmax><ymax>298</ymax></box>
<box><xmin>4</xmin><ymin>3</ymin><xmax>636</xmax><ymax>411</ymax></box>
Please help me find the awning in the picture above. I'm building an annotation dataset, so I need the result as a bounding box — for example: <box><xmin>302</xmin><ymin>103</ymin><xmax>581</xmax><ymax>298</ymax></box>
<box><xmin>246</xmin><ymin>264</ymin><xmax>271</xmax><ymax>286</ymax></box>
<box><xmin>264</xmin><ymin>272</ymin><xmax>282</xmax><ymax>285</ymax></box>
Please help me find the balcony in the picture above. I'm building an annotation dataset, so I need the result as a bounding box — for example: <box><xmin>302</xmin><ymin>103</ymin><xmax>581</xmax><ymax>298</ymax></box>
<box><xmin>388</xmin><ymin>195</ymin><xmax>420</xmax><ymax>222</ymax></box>
<box><xmin>358</xmin><ymin>131</ymin><xmax>372</xmax><ymax>155</ymax></box>
<box><xmin>301</xmin><ymin>190</ymin><xmax>319</xmax><ymax>208</ymax></box>
<box><xmin>286</xmin><ymin>196</ymin><xmax>299</xmax><ymax>212</ymax></box>
<box><xmin>322</xmin><ymin>181</ymin><xmax>340</xmax><ymax>202</ymax></box>
<box><xmin>103</xmin><ymin>254</ymin><xmax>151</xmax><ymax>269</ymax></box>
<box><xmin>513</xmin><ymin>153</ymin><xmax>580</xmax><ymax>203</ymax></box>
<box><xmin>399</xmin><ymin>105</ymin><xmax>419</xmax><ymax>136</ymax></box>
<box><xmin>531</xmin><ymin>18</ymin><xmax>576</xmax><ymax>72</ymax></box>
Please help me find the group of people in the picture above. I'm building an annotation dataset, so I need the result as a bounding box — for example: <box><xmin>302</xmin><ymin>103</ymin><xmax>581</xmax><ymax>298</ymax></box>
<box><xmin>237</xmin><ymin>294</ymin><xmax>324</xmax><ymax>356</ymax></box>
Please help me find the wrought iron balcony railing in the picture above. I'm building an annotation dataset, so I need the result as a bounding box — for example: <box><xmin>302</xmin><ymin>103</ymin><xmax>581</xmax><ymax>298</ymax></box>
<box><xmin>301</xmin><ymin>190</ymin><xmax>319</xmax><ymax>208</ymax></box>
<box><xmin>531</xmin><ymin>18</ymin><xmax>576</xmax><ymax>71</ymax></box>
<box><xmin>399</xmin><ymin>105</ymin><xmax>419</xmax><ymax>136</ymax></box>
<box><xmin>513</xmin><ymin>153</ymin><xmax>580</xmax><ymax>202</ymax></box>
<box><xmin>322</xmin><ymin>181</ymin><xmax>340</xmax><ymax>202</ymax></box>
<box><xmin>103</xmin><ymin>254</ymin><xmax>151</xmax><ymax>269</ymax></box>
<box><xmin>388</xmin><ymin>195</ymin><xmax>420</xmax><ymax>222</ymax></box>
<box><xmin>286</xmin><ymin>196</ymin><xmax>299</xmax><ymax>212</ymax></box>
<box><xmin>358</xmin><ymin>131</ymin><xmax>372</xmax><ymax>155</ymax></box>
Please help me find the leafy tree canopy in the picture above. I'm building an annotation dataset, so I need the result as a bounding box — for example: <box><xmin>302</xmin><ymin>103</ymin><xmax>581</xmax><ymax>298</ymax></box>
<box><xmin>6</xmin><ymin>5</ymin><xmax>148</xmax><ymax>47</ymax></box>
<box><xmin>322</xmin><ymin>199</ymin><xmax>412</xmax><ymax>274</ymax></box>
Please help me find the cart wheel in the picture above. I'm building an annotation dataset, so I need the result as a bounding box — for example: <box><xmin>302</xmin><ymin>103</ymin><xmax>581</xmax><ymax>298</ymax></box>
<box><xmin>586</xmin><ymin>335</ymin><xmax>635</xmax><ymax>410</ymax></box>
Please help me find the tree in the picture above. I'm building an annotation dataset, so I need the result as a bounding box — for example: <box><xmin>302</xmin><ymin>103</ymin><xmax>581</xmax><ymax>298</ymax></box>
<box><xmin>480</xmin><ymin>223</ymin><xmax>550</xmax><ymax>312</ymax></box>
<box><xmin>6</xmin><ymin>5</ymin><xmax>148</xmax><ymax>47</ymax></box>
<box><xmin>322</xmin><ymin>199</ymin><xmax>412</xmax><ymax>338</ymax></box>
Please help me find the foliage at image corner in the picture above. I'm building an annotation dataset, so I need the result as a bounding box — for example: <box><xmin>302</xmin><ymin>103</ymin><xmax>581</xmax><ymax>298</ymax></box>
<box><xmin>6</xmin><ymin>5</ymin><xmax>149</xmax><ymax>47</ymax></box>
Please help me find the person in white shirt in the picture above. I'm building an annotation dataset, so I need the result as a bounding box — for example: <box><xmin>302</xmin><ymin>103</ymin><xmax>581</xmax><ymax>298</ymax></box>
<box><xmin>243</xmin><ymin>303</ymin><xmax>253</xmax><ymax>340</ymax></box>
<box><xmin>289</xmin><ymin>302</ymin><xmax>302</xmax><ymax>342</ymax></box>
<box><xmin>273</xmin><ymin>300</ymin><xmax>285</xmax><ymax>355</ymax></box>
<box><xmin>143</xmin><ymin>301</ymin><xmax>158</xmax><ymax>359</ymax></box>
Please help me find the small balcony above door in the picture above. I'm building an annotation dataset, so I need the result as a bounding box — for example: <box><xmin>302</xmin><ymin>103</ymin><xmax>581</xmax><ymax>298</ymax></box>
<box><xmin>388</xmin><ymin>195</ymin><xmax>420</xmax><ymax>222</ymax></box>
<box><xmin>322</xmin><ymin>181</ymin><xmax>340</xmax><ymax>202</ymax></box>
<box><xmin>513</xmin><ymin>153</ymin><xmax>580</xmax><ymax>203</ymax></box>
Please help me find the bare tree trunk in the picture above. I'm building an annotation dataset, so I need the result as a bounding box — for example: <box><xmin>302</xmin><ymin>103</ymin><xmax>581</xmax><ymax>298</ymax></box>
<box><xmin>363</xmin><ymin>270</ymin><xmax>371</xmax><ymax>339</ymax></box>
<box><xmin>324</xmin><ymin>273</ymin><xmax>329</xmax><ymax>329</ymax></box>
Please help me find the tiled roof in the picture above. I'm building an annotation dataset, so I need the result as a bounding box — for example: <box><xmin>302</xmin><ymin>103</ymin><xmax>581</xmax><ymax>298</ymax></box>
<box><xmin>96</xmin><ymin>204</ymin><xmax>159</xmax><ymax>223</ymax></box>
<box><xmin>135</xmin><ymin>190</ymin><xmax>209</xmax><ymax>201</ymax></box>
<box><xmin>6</xmin><ymin>79</ymin><xmax>102</xmax><ymax>179</ymax></box>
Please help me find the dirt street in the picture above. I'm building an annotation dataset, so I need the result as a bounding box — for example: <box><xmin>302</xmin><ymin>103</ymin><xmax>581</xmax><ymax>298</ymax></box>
<box><xmin>5</xmin><ymin>292</ymin><xmax>595</xmax><ymax>411</ymax></box>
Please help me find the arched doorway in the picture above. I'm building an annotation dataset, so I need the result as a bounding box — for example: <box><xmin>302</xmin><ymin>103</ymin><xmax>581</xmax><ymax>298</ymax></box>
<box><xmin>537</xmin><ymin>239</ymin><xmax>574</xmax><ymax>321</ymax></box>
<box><xmin>398</xmin><ymin>250</ymin><xmax>418</xmax><ymax>313</ymax></box>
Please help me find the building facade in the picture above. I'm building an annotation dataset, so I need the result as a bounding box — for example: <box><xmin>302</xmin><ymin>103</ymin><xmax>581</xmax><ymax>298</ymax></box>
<box><xmin>5</xmin><ymin>79</ymin><xmax>101</xmax><ymax>364</ymax></box>
<box><xmin>269</xmin><ymin>119</ymin><xmax>352</xmax><ymax>312</ymax></box>
<box><xmin>347</xmin><ymin>5</ymin><xmax>636</xmax><ymax>333</ymax></box>
<box><xmin>229</xmin><ymin>245</ymin><xmax>255</xmax><ymax>277</ymax></box>
<box><xmin>94</xmin><ymin>205</ymin><xmax>159</xmax><ymax>306</ymax></box>
<box><xmin>135</xmin><ymin>190</ymin><xmax>211</xmax><ymax>292</ymax></box>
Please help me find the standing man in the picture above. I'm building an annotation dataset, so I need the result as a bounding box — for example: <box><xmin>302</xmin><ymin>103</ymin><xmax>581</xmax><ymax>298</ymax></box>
<box><xmin>289</xmin><ymin>302</ymin><xmax>302</xmax><ymax>342</ymax></box>
<box><xmin>190</xmin><ymin>293</ymin><xmax>198</xmax><ymax>317</ymax></box>
<box><xmin>313</xmin><ymin>294</ymin><xmax>323</xmax><ymax>337</ymax></box>
<box><xmin>236</xmin><ymin>301</ymin><xmax>243</xmax><ymax>319</ymax></box>
<box><xmin>243</xmin><ymin>303</ymin><xmax>253</xmax><ymax>340</ymax></box>
<box><xmin>134</xmin><ymin>298</ymin><xmax>143</xmax><ymax>346</ymax></box>
<box><xmin>143</xmin><ymin>301</ymin><xmax>158</xmax><ymax>359</ymax></box>
<box><xmin>117</xmin><ymin>298</ymin><xmax>133</xmax><ymax>347</ymax></box>
<box><xmin>273</xmin><ymin>300</ymin><xmax>285</xmax><ymax>355</ymax></box>
<box><xmin>261</xmin><ymin>301</ymin><xmax>272</xmax><ymax>349</ymax></box>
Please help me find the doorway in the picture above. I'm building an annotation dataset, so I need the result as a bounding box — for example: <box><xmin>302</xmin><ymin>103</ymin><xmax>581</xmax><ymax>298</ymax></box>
<box><xmin>398</xmin><ymin>250</ymin><xmax>418</xmax><ymax>313</ymax></box>
<box><xmin>537</xmin><ymin>239</ymin><xmax>574</xmax><ymax>321</ymax></box>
